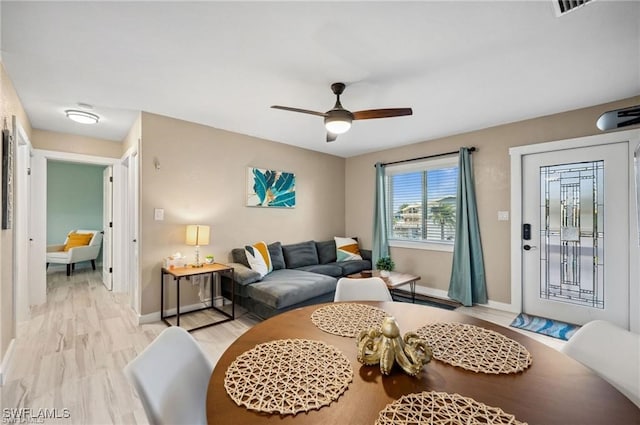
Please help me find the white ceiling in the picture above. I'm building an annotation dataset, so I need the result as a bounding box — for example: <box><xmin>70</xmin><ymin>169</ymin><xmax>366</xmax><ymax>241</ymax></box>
<box><xmin>1</xmin><ymin>1</ymin><xmax>638</xmax><ymax>158</ymax></box>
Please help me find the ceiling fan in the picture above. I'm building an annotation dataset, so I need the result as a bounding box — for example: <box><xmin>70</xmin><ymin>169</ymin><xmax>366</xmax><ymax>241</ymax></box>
<box><xmin>271</xmin><ymin>82</ymin><xmax>413</xmax><ymax>142</ymax></box>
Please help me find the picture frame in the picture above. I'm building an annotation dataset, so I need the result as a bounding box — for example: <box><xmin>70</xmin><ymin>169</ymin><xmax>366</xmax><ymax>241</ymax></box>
<box><xmin>2</xmin><ymin>128</ymin><xmax>13</xmax><ymax>229</ymax></box>
<box><xmin>246</xmin><ymin>166</ymin><xmax>296</xmax><ymax>208</ymax></box>
<box><xmin>635</xmin><ymin>143</ymin><xmax>640</xmax><ymax>246</ymax></box>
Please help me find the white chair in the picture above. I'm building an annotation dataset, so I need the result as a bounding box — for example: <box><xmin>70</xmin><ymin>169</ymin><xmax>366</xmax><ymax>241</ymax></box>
<box><xmin>46</xmin><ymin>229</ymin><xmax>102</xmax><ymax>276</ymax></box>
<box><xmin>334</xmin><ymin>277</ymin><xmax>393</xmax><ymax>302</ymax></box>
<box><xmin>124</xmin><ymin>326</ymin><xmax>214</xmax><ymax>425</ymax></box>
<box><xmin>561</xmin><ymin>320</ymin><xmax>640</xmax><ymax>407</ymax></box>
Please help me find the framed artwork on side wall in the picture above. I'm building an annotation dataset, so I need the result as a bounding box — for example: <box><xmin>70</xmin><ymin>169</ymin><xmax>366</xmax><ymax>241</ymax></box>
<box><xmin>247</xmin><ymin>167</ymin><xmax>296</xmax><ymax>208</ymax></box>
<box><xmin>2</xmin><ymin>128</ymin><xmax>13</xmax><ymax>229</ymax></box>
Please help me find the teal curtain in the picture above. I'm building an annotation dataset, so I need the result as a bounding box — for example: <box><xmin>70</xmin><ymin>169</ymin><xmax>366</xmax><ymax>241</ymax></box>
<box><xmin>372</xmin><ymin>162</ymin><xmax>389</xmax><ymax>264</ymax></box>
<box><xmin>448</xmin><ymin>148</ymin><xmax>488</xmax><ymax>306</ymax></box>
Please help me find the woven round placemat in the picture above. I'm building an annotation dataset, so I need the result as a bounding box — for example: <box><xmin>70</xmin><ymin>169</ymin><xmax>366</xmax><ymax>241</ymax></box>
<box><xmin>376</xmin><ymin>391</ymin><xmax>527</xmax><ymax>425</ymax></box>
<box><xmin>311</xmin><ymin>303</ymin><xmax>389</xmax><ymax>337</ymax></box>
<box><xmin>415</xmin><ymin>322</ymin><xmax>532</xmax><ymax>374</ymax></box>
<box><xmin>224</xmin><ymin>338</ymin><xmax>353</xmax><ymax>415</ymax></box>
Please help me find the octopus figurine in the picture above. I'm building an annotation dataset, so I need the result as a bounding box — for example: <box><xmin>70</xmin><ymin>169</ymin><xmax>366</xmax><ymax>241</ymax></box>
<box><xmin>357</xmin><ymin>316</ymin><xmax>432</xmax><ymax>376</ymax></box>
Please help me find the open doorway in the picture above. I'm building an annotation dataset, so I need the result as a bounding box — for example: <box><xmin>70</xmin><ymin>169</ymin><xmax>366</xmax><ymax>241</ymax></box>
<box><xmin>27</xmin><ymin>149</ymin><xmax>129</xmax><ymax>319</ymax></box>
<box><xmin>45</xmin><ymin>160</ymin><xmax>107</xmax><ymax>278</ymax></box>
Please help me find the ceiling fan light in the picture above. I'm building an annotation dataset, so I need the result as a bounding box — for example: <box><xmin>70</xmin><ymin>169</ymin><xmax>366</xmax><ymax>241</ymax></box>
<box><xmin>324</xmin><ymin>114</ymin><xmax>352</xmax><ymax>134</ymax></box>
<box><xmin>65</xmin><ymin>109</ymin><xmax>100</xmax><ymax>124</ymax></box>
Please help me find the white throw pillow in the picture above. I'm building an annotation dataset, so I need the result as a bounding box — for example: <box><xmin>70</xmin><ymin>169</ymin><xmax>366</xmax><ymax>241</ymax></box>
<box><xmin>334</xmin><ymin>236</ymin><xmax>362</xmax><ymax>262</ymax></box>
<box><xmin>245</xmin><ymin>241</ymin><xmax>273</xmax><ymax>277</ymax></box>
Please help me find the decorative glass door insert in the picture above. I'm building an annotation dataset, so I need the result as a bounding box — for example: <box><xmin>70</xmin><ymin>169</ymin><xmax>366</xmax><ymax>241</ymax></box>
<box><xmin>539</xmin><ymin>160</ymin><xmax>604</xmax><ymax>309</ymax></box>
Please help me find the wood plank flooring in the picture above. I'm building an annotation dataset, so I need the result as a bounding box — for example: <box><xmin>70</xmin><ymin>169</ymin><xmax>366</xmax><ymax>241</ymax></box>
<box><xmin>1</xmin><ymin>270</ymin><xmax>563</xmax><ymax>424</ymax></box>
<box><xmin>1</xmin><ymin>270</ymin><xmax>259</xmax><ymax>424</ymax></box>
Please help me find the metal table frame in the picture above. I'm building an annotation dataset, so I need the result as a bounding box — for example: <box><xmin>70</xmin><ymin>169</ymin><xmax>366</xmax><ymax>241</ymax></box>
<box><xmin>160</xmin><ymin>263</ymin><xmax>235</xmax><ymax>332</ymax></box>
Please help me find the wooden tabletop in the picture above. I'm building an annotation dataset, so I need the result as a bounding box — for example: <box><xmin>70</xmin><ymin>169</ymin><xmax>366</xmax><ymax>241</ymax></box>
<box><xmin>206</xmin><ymin>302</ymin><xmax>640</xmax><ymax>424</ymax></box>
<box><xmin>162</xmin><ymin>262</ymin><xmax>232</xmax><ymax>278</ymax></box>
<box><xmin>347</xmin><ymin>270</ymin><xmax>421</xmax><ymax>288</ymax></box>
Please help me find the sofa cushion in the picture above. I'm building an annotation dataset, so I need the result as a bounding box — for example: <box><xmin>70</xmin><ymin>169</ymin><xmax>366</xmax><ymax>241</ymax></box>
<box><xmin>282</xmin><ymin>240</ymin><xmax>319</xmax><ymax>269</ymax></box>
<box><xmin>245</xmin><ymin>241</ymin><xmax>272</xmax><ymax>277</ymax></box>
<box><xmin>335</xmin><ymin>236</ymin><xmax>363</xmax><ymax>261</ymax></box>
<box><xmin>296</xmin><ymin>263</ymin><xmax>343</xmax><ymax>277</ymax></box>
<box><xmin>226</xmin><ymin>262</ymin><xmax>261</xmax><ymax>286</ymax></box>
<box><xmin>246</xmin><ymin>269</ymin><xmax>337</xmax><ymax>309</ymax></box>
<box><xmin>335</xmin><ymin>259</ymin><xmax>372</xmax><ymax>276</ymax></box>
<box><xmin>316</xmin><ymin>240</ymin><xmax>337</xmax><ymax>264</ymax></box>
<box><xmin>268</xmin><ymin>242</ymin><xmax>286</xmax><ymax>270</ymax></box>
<box><xmin>231</xmin><ymin>248</ymin><xmax>250</xmax><ymax>268</ymax></box>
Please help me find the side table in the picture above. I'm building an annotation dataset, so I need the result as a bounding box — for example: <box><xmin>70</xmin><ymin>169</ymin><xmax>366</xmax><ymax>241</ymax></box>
<box><xmin>161</xmin><ymin>263</ymin><xmax>235</xmax><ymax>332</ymax></box>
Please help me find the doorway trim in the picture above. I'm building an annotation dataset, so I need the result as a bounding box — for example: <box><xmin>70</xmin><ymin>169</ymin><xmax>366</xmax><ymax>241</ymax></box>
<box><xmin>30</xmin><ymin>149</ymin><xmax>125</xmax><ymax>312</ymax></box>
<box><xmin>14</xmin><ymin>120</ymin><xmax>32</xmax><ymax>323</ymax></box>
<box><xmin>509</xmin><ymin>128</ymin><xmax>640</xmax><ymax>331</ymax></box>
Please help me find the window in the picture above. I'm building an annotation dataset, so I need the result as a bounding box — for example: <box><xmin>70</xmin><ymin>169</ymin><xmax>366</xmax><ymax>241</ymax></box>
<box><xmin>386</xmin><ymin>156</ymin><xmax>458</xmax><ymax>247</ymax></box>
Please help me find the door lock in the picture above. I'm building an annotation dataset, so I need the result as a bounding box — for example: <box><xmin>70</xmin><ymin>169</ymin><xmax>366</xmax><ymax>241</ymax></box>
<box><xmin>523</xmin><ymin>244</ymin><xmax>537</xmax><ymax>251</ymax></box>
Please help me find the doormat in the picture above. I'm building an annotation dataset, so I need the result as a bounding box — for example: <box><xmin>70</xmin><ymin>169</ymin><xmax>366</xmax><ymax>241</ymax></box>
<box><xmin>510</xmin><ymin>313</ymin><xmax>580</xmax><ymax>341</ymax></box>
<box><xmin>391</xmin><ymin>291</ymin><xmax>458</xmax><ymax>311</ymax></box>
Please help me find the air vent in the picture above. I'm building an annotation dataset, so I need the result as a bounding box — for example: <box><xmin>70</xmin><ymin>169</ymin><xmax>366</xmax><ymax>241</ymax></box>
<box><xmin>554</xmin><ymin>0</ymin><xmax>593</xmax><ymax>16</ymax></box>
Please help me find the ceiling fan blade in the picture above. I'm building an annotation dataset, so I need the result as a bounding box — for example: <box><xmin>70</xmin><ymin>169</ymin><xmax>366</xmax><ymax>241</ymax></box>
<box><xmin>271</xmin><ymin>105</ymin><xmax>327</xmax><ymax>117</ymax></box>
<box><xmin>352</xmin><ymin>108</ymin><xmax>413</xmax><ymax>120</ymax></box>
<box><xmin>326</xmin><ymin>132</ymin><xmax>338</xmax><ymax>143</ymax></box>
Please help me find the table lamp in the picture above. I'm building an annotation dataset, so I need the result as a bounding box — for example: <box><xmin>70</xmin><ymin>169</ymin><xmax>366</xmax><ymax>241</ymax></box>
<box><xmin>185</xmin><ymin>224</ymin><xmax>210</xmax><ymax>267</ymax></box>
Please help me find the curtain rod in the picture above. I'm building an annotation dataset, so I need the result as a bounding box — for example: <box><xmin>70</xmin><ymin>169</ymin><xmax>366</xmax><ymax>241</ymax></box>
<box><xmin>376</xmin><ymin>146</ymin><xmax>476</xmax><ymax>168</ymax></box>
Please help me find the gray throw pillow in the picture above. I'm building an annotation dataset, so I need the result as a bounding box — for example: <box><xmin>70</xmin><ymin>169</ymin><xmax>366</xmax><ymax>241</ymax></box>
<box><xmin>268</xmin><ymin>242</ymin><xmax>286</xmax><ymax>270</ymax></box>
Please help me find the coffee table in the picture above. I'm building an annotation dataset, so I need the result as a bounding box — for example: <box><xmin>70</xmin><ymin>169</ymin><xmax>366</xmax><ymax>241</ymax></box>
<box><xmin>347</xmin><ymin>270</ymin><xmax>420</xmax><ymax>303</ymax></box>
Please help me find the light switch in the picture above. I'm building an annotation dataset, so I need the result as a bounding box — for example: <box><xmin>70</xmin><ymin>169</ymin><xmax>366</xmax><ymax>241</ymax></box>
<box><xmin>498</xmin><ymin>211</ymin><xmax>509</xmax><ymax>221</ymax></box>
<box><xmin>154</xmin><ymin>208</ymin><xmax>164</xmax><ymax>221</ymax></box>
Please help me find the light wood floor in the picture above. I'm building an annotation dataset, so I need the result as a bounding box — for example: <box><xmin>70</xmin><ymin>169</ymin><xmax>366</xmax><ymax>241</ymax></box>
<box><xmin>1</xmin><ymin>269</ymin><xmax>259</xmax><ymax>424</ymax></box>
<box><xmin>1</xmin><ymin>270</ymin><xmax>563</xmax><ymax>424</ymax></box>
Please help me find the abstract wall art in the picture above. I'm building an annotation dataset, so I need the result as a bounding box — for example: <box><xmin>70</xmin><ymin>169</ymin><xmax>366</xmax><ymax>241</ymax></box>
<box><xmin>247</xmin><ymin>167</ymin><xmax>296</xmax><ymax>208</ymax></box>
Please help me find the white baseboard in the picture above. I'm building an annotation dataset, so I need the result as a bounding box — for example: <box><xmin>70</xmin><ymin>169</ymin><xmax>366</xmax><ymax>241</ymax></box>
<box><xmin>0</xmin><ymin>338</ymin><xmax>16</xmax><ymax>386</ymax></box>
<box><xmin>413</xmin><ymin>285</ymin><xmax>518</xmax><ymax>313</ymax></box>
<box><xmin>137</xmin><ymin>297</ymin><xmax>225</xmax><ymax>325</ymax></box>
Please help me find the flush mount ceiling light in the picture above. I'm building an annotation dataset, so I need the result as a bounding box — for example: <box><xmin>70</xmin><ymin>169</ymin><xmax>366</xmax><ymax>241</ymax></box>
<box><xmin>65</xmin><ymin>109</ymin><xmax>100</xmax><ymax>124</ymax></box>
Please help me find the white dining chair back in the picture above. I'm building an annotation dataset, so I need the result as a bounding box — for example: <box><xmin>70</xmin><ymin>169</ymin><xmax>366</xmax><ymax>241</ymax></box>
<box><xmin>561</xmin><ymin>320</ymin><xmax>640</xmax><ymax>407</ymax></box>
<box><xmin>124</xmin><ymin>326</ymin><xmax>213</xmax><ymax>425</ymax></box>
<box><xmin>334</xmin><ymin>277</ymin><xmax>393</xmax><ymax>302</ymax></box>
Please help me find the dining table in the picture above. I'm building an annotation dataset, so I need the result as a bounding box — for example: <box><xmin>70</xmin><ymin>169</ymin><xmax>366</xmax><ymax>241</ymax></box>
<box><xmin>206</xmin><ymin>302</ymin><xmax>640</xmax><ymax>424</ymax></box>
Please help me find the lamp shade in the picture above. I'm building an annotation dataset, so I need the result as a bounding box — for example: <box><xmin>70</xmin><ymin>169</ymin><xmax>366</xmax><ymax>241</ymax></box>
<box><xmin>185</xmin><ymin>225</ymin><xmax>210</xmax><ymax>246</ymax></box>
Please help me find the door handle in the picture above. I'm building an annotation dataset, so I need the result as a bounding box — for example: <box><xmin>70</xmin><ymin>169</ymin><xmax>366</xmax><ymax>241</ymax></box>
<box><xmin>523</xmin><ymin>244</ymin><xmax>537</xmax><ymax>251</ymax></box>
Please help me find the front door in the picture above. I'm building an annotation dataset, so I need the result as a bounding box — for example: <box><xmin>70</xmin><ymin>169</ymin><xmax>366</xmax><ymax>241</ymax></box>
<box><xmin>522</xmin><ymin>142</ymin><xmax>629</xmax><ymax>328</ymax></box>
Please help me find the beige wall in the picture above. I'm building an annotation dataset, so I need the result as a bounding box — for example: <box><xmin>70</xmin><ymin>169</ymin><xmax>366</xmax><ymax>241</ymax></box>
<box><xmin>122</xmin><ymin>113</ymin><xmax>141</xmax><ymax>154</ymax></box>
<box><xmin>31</xmin><ymin>129</ymin><xmax>123</xmax><ymax>158</ymax></box>
<box><xmin>0</xmin><ymin>62</ymin><xmax>32</xmax><ymax>364</ymax></box>
<box><xmin>138</xmin><ymin>112</ymin><xmax>346</xmax><ymax>315</ymax></box>
<box><xmin>346</xmin><ymin>95</ymin><xmax>640</xmax><ymax>305</ymax></box>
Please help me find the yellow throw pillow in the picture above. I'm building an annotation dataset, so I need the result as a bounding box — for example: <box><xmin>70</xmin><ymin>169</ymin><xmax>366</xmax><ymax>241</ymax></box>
<box><xmin>63</xmin><ymin>232</ymin><xmax>93</xmax><ymax>252</ymax></box>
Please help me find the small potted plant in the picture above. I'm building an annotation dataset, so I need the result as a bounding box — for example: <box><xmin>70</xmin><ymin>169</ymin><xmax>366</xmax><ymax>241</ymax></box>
<box><xmin>376</xmin><ymin>256</ymin><xmax>395</xmax><ymax>278</ymax></box>
<box><xmin>204</xmin><ymin>254</ymin><xmax>215</xmax><ymax>264</ymax></box>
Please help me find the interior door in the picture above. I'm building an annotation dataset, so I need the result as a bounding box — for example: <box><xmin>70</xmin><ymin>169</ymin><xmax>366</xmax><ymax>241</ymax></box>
<box><xmin>522</xmin><ymin>142</ymin><xmax>629</xmax><ymax>328</ymax></box>
<box><xmin>102</xmin><ymin>166</ymin><xmax>113</xmax><ymax>290</ymax></box>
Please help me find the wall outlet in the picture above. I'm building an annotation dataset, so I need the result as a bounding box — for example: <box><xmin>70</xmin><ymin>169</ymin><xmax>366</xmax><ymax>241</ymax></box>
<box><xmin>498</xmin><ymin>211</ymin><xmax>509</xmax><ymax>221</ymax></box>
<box><xmin>154</xmin><ymin>208</ymin><xmax>164</xmax><ymax>221</ymax></box>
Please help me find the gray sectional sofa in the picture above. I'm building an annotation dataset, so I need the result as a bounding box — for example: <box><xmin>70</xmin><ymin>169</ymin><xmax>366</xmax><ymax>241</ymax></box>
<box><xmin>223</xmin><ymin>239</ymin><xmax>371</xmax><ymax>319</ymax></box>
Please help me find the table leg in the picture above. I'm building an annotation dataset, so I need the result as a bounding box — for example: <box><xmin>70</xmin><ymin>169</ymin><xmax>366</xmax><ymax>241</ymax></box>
<box><xmin>160</xmin><ymin>270</ymin><xmax>165</xmax><ymax>322</ymax></box>
<box><xmin>411</xmin><ymin>280</ymin><xmax>416</xmax><ymax>303</ymax></box>
<box><xmin>176</xmin><ymin>277</ymin><xmax>181</xmax><ymax>327</ymax></box>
